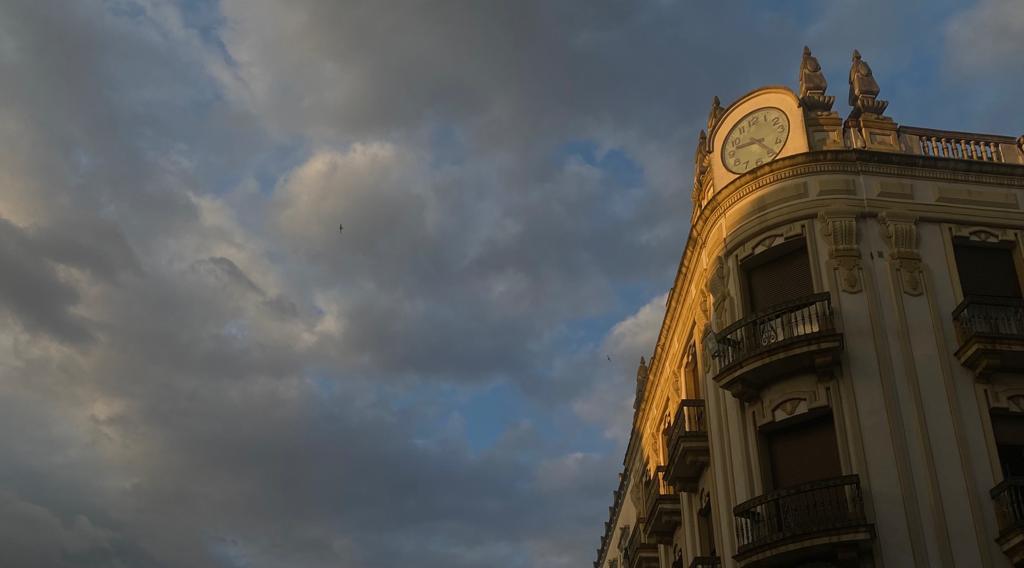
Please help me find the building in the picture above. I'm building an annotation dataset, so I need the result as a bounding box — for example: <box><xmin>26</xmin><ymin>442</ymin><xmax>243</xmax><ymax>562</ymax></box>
<box><xmin>595</xmin><ymin>47</ymin><xmax>1024</xmax><ymax>568</ymax></box>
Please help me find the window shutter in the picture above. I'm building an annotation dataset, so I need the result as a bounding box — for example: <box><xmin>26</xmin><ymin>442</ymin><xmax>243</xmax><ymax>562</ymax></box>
<box><xmin>954</xmin><ymin>243</ymin><xmax>1021</xmax><ymax>298</ymax></box>
<box><xmin>746</xmin><ymin>244</ymin><xmax>814</xmax><ymax>313</ymax></box>
<box><xmin>766</xmin><ymin>413</ymin><xmax>842</xmax><ymax>489</ymax></box>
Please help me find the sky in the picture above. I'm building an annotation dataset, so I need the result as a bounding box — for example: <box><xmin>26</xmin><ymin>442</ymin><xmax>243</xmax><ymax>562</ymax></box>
<box><xmin>0</xmin><ymin>1</ymin><xmax>1022</xmax><ymax>567</ymax></box>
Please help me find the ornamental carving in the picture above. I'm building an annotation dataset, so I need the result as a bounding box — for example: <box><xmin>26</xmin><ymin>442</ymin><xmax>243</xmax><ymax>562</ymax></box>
<box><xmin>949</xmin><ymin>224</ymin><xmax>1015</xmax><ymax>244</ymax></box>
<box><xmin>880</xmin><ymin>212</ymin><xmax>924</xmax><ymax>296</ymax></box>
<box><xmin>707</xmin><ymin>96</ymin><xmax>725</xmax><ymax>133</ymax></box>
<box><xmin>799</xmin><ymin>46</ymin><xmax>835</xmax><ymax>113</ymax></box>
<box><xmin>848</xmin><ymin>50</ymin><xmax>889</xmax><ymax>118</ymax></box>
<box><xmin>819</xmin><ymin>208</ymin><xmax>862</xmax><ymax>293</ymax></box>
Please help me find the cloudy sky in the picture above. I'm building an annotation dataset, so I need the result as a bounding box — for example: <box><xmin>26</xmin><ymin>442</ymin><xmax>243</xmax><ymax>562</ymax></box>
<box><xmin>0</xmin><ymin>1</ymin><xmax>1021</xmax><ymax>566</ymax></box>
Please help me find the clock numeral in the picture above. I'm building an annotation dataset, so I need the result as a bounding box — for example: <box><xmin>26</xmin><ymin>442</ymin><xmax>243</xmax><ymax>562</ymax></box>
<box><xmin>733</xmin><ymin>159</ymin><xmax>741</xmax><ymax>166</ymax></box>
<box><xmin>756</xmin><ymin>158</ymin><xmax>763</xmax><ymax>166</ymax></box>
<box><xmin>728</xmin><ymin>150</ymin><xmax>735</xmax><ymax>158</ymax></box>
<box><xmin>776</xmin><ymin>125</ymin><xmax>785</xmax><ymax>133</ymax></box>
<box><xmin>772</xmin><ymin>117</ymin><xmax>780</xmax><ymax>126</ymax></box>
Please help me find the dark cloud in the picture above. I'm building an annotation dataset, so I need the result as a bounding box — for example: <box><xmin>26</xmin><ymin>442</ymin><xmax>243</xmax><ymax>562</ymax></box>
<box><xmin>0</xmin><ymin>1</ymin><xmax>1015</xmax><ymax>567</ymax></box>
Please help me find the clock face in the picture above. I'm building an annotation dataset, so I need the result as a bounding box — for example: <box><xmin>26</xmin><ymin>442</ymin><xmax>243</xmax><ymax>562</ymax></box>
<box><xmin>722</xmin><ymin>107</ymin><xmax>790</xmax><ymax>174</ymax></box>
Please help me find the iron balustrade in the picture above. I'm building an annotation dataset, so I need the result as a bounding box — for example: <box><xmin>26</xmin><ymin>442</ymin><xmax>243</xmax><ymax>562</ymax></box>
<box><xmin>953</xmin><ymin>296</ymin><xmax>1024</xmax><ymax>343</ymax></box>
<box><xmin>712</xmin><ymin>293</ymin><xmax>835</xmax><ymax>374</ymax></box>
<box><xmin>733</xmin><ymin>475</ymin><xmax>867</xmax><ymax>554</ymax></box>
<box><xmin>991</xmin><ymin>478</ymin><xmax>1024</xmax><ymax>539</ymax></box>
<box><xmin>688</xmin><ymin>557</ymin><xmax>721</xmax><ymax>568</ymax></box>
<box><xmin>663</xmin><ymin>399</ymin><xmax>707</xmax><ymax>451</ymax></box>
<box><xmin>623</xmin><ymin>523</ymin><xmax>656</xmax><ymax>568</ymax></box>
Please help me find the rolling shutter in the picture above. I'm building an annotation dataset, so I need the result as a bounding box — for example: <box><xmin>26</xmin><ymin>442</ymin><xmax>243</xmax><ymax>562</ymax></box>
<box><xmin>746</xmin><ymin>243</ymin><xmax>814</xmax><ymax>313</ymax></box>
<box><xmin>954</xmin><ymin>242</ymin><xmax>1021</xmax><ymax>298</ymax></box>
<box><xmin>766</xmin><ymin>413</ymin><xmax>842</xmax><ymax>489</ymax></box>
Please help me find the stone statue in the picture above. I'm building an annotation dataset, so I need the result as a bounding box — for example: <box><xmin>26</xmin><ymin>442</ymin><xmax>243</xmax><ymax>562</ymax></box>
<box><xmin>799</xmin><ymin>46</ymin><xmax>827</xmax><ymax>97</ymax></box>
<box><xmin>634</xmin><ymin>356</ymin><xmax>648</xmax><ymax>409</ymax></box>
<box><xmin>707</xmin><ymin>96</ymin><xmax>724</xmax><ymax>132</ymax></box>
<box><xmin>693</xmin><ymin>129</ymin><xmax>710</xmax><ymax>191</ymax></box>
<box><xmin>799</xmin><ymin>46</ymin><xmax>835</xmax><ymax>112</ymax></box>
<box><xmin>848</xmin><ymin>49</ymin><xmax>888</xmax><ymax>117</ymax></box>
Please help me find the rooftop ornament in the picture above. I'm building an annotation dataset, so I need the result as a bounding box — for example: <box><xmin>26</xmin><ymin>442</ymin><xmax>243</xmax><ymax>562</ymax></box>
<box><xmin>848</xmin><ymin>49</ymin><xmax>889</xmax><ymax>118</ymax></box>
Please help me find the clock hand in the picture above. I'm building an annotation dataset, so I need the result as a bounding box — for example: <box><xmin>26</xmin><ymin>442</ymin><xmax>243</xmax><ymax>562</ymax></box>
<box><xmin>752</xmin><ymin>138</ymin><xmax>774</xmax><ymax>152</ymax></box>
<box><xmin>734</xmin><ymin>140</ymin><xmax>757</xmax><ymax>149</ymax></box>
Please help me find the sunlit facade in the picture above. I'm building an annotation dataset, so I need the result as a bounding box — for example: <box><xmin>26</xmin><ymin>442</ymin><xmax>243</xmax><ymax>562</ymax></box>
<box><xmin>595</xmin><ymin>48</ymin><xmax>1024</xmax><ymax>568</ymax></box>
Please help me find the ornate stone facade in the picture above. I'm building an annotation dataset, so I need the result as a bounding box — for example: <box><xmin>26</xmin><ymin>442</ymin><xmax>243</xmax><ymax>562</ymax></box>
<box><xmin>595</xmin><ymin>47</ymin><xmax>1024</xmax><ymax>568</ymax></box>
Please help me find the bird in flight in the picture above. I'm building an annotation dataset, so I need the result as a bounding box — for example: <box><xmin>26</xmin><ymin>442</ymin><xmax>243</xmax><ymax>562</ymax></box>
<box><xmin>339</xmin><ymin>224</ymin><xmax>343</xmax><ymax>233</ymax></box>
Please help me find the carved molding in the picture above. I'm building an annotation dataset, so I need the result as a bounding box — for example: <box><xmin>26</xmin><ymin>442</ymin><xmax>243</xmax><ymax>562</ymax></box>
<box><xmin>949</xmin><ymin>224</ymin><xmax>1016</xmax><ymax>244</ymax></box>
<box><xmin>737</xmin><ymin>222</ymin><xmax>807</xmax><ymax>261</ymax></box>
<box><xmin>879</xmin><ymin>212</ymin><xmax>924</xmax><ymax>296</ymax></box>
<box><xmin>695</xmin><ymin>156</ymin><xmax>1024</xmax><ymax>251</ymax></box>
<box><xmin>819</xmin><ymin>207</ymin><xmax>863</xmax><ymax>294</ymax></box>
<box><xmin>753</xmin><ymin>386</ymin><xmax>829</xmax><ymax>427</ymax></box>
<box><xmin>986</xmin><ymin>386</ymin><xmax>1024</xmax><ymax>412</ymax></box>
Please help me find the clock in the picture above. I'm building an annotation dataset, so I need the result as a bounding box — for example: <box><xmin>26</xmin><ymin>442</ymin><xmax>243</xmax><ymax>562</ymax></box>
<box><xmin>721</xmin><ymin>107</ymin><xmax>790</xmax><ymax>174</ymax></box>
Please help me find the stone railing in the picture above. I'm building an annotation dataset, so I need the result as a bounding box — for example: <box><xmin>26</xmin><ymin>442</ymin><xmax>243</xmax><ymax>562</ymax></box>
<box><xmin>901</xmin><ymin>126</ymin><xmax>1024</xmax><ymax>165</ymax></box>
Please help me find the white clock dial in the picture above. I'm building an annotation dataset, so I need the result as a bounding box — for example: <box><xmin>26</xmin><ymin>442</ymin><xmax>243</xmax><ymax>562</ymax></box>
<box><xmin>722</xmin><ymin>107</ymin><xmax>790</xmax><ymax>174</ymax></box>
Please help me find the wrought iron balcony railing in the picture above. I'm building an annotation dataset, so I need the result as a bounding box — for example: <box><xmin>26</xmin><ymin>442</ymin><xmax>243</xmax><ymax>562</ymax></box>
<box><xmin>689</xmin><ymin>556</ymin><xmax>721</xmax><ymax>568</ymax></box>
<box><xmin>623</xmin><ymin>523</ymin><xmax>659</xmax><ymax>568</ymax></box>
<box><xmin>712</xmin><ymin>292</ymin><xmax>836</xmax><ymax>374</ymax></box>
<box><xmin>953</xmin><ymin>296</ymin><xmax>1024</xmax><ymax>342</ymax></box>
<box><xmin>662</xmin><ymin>399</ymin><xmax>709</xmax><ymax>492</ymax></box>
<box><xmin>664</xmin><ymin>399</ymin><xmax>707</xmax><ymax>450</ymax></box>
<box><xmin>951</xmin><ymin>296</ymin><xmax>1024</xmax><ymax>376</ymax></box>
<box><xmin>992</xmin><ymin>477</ymin><xmax>1024</xmax><ymax>539</ymax></box>
<box><xmin>733</xmin><ymin>475</ymin><xmax>869</xmax><ymax>556</ymax></box>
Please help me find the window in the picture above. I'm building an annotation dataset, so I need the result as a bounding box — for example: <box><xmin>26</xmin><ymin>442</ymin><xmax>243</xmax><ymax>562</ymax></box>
<box><xmin>763</xmin><ymin>412</ymin><xmax>842</xmax><ymax>489</ymax></box>
<box><xmin>744</xmin><ymin>239</ymin><xmax>814</xmax><ymax>314</ymax></box>
<box><xmin>992</xmin><ymin>413</ymin><xmax>1024</xmax><ymax>479</ymax></box>
<box><xmin>697</xmin><ymin>498</ymin><xmax>717</xmax><ymax>557</ymax></box>
<box><xmin>953</xmin><ymin>240</ymin><xmax>1021</xmax><ymax>299</ymax></box>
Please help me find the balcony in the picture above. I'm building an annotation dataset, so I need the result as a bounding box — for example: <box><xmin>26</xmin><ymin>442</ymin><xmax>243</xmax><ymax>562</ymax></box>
<box><xmin>689</xmin><ymin>557</ymin><xmax>721</xmax><ymax>568</ymax></box>
<box><xmin>663</xmin><ymin>399</ymin><xmax>710</xmax><ymax>492</ymax></box>
<box><xmin>624</xmin><ymin>523</ymin><xmax>660</xmax><ymax>568</ymax></box>
<box><xmin>953</xmin><ymin>296</ymin><xmax>1024</xmax><ymax>377</ymax></box>
<box><xmin>733</xmin><ymin>475</ymin><xmax>874</xmax><ymax>567</ymax></box>
<box><xmin>642</xmin><ymin>468</ymin><xmax>681</xmax><ymax>544</ymax></box>
<box><xmin>991</xmin><ymin>478</ymin><xmax>1024</xmax><ymax>566</ymax></box>
<box><xmin>711</xmin><ymin>293</ymin><xmax>843</xmax><ymax>400</ymax></box>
